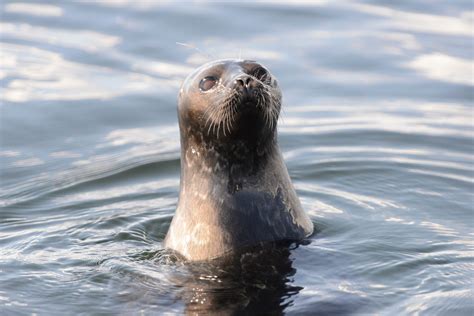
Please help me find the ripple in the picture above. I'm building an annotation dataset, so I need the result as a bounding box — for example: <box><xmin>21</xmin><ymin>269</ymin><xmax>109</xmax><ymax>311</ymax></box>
<box><xmin>390</xmin><ymin>289</ymin><xmax>473</xmax><ymax>315</ymax></box>
<box><xmin>298</xmin><ymin>182</ymin><xmax>403</xmax><ymax>211</ymax></box>
<box><xmin>407</xmin><ymin>53</ymin><xmax>474</xmax><ymax>85</ymax></box>
<box><xmin>348</xmin><ymin>2</ymin><xmax>473</xmax><ymax>36</ymax></box>
<box><xmin>0</xmin><ymin>126</ymin><xmax>180</xmax><ymax>207</ymax></box>
<box><xmin>1</xmin><ymin>0</ymin><xmax>473</xmax><ymax>315</ymax></box>
<box><xmin>407</xmin><ymin>168</ymin><xmax>473</xmax><ymax>185</ymax></box>
<box><xmin>1</xmin><ymin>22</ymin><xmax>120</xmax><ymax>52</ymax></box>
<box><xmin>0</xmin><ymin>43</ymin><xmax>179</xmax><ymax>102</ymax></box>
<box><xmin>4</xmin><ymin>3</ymin><xmax>63</xmax><ymax>17</ymax></box>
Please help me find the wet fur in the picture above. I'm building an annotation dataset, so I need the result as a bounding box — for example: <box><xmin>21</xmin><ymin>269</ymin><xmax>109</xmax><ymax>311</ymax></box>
<box><xmin>164</xmin><ymin>59</ymin><xmax>313</xmax><ymax>261</ymax></box>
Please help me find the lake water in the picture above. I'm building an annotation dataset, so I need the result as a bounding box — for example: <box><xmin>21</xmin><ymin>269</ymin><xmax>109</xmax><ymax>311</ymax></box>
<box><xmin>1</xmin><ymin>1</ymin><xmax>473</xmax><ymax>315</ymax></box>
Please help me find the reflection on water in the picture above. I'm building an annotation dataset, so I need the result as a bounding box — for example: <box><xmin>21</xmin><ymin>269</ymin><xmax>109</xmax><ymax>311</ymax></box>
<box><xmin>175</xmin><ymin>243</ymin><xmax>302</xmax><ymax>315</ymax></box>
<box><xmin>0</xmin><ymin>0</ymin><xmax>473</xmax><ymax>315</ymax></box>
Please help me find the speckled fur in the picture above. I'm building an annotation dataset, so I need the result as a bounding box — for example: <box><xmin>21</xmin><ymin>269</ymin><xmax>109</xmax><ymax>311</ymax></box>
<box><xmin>164</xmin><ymin>59</ymin><xmax>313</xmax><ymax>261</ymax></box>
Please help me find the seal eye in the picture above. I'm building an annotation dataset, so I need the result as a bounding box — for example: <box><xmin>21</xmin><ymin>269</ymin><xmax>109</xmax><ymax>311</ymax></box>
<box><xmin>252</xmin><ymin>67</ymin><xmax>269</xmax><ymax>82</ymax></box>
<box><xmin>199</xmin><ymin>76</ymin><xmax>218</xmax><ymax>91</ymax></box>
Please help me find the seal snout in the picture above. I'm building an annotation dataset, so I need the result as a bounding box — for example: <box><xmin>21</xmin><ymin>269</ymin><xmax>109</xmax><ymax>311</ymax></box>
<box><xmin>234</xmin><ymin>75</ymin><xmax>253</xmax><ymax>89</ymax></box>
<box><xmin>234</xmin><ymin>74</ymin><xmax>259</xmax><ymax>102</ymax></box>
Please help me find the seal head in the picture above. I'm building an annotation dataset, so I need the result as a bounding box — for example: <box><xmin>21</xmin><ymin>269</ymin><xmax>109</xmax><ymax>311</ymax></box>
<box><xmin>164</xmin><ymin>59</ymin><xmax>313</xmax><ymax>261</ymax></box>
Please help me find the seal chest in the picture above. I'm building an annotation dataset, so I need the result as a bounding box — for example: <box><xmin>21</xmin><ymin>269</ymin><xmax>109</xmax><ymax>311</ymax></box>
<box><xmin>164</xmin><ymin>59</ymin><xmax>313</xmax><ymax>261</ymax></box>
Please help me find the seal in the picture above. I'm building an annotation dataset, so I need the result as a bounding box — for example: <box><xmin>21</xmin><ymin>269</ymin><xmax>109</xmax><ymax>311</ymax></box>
<box><xmin>164</xmin><ymin>59</ymin><xmax>313</xmax><ymax>261</ymax></box>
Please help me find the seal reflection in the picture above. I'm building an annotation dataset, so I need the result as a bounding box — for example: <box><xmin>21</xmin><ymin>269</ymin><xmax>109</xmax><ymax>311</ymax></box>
<box><xmin>179</xmin><ymin>241</ymin><xmax>304</xmax><ymax>315</ymax></box>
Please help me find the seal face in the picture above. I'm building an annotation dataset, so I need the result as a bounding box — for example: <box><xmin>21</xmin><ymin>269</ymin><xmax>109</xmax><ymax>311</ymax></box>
<box><xmin>164</xmin><ymin>59</ymin><xmax>313</xmax><ymax>261</ymax></box>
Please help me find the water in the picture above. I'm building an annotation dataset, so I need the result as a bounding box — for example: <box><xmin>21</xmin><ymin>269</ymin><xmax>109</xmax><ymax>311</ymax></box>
<box><xmin>1</xmin><ymin>1</ymin><xmax>473</xmax><ymax>315</ymax></box>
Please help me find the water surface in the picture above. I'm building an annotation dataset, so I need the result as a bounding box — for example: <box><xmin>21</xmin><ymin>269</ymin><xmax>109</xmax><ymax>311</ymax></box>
<box><xmin>1</xmin><ymin>1</ymin><xmax>473</xmax><ymax>315</ymax></box>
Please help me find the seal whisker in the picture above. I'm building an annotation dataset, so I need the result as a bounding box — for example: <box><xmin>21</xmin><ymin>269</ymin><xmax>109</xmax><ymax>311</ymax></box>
<box><xmin>223</xmin><ymin>107</ymin><xmax>230</xmax><ymax>137</ymax></box>
<box><xmin>218</xmin><ymin>89</ymin><xmax>239</xmax><ymax>137</ymax></box>
<box><xmin>176</xmin><ymin>42</ymin><xmax>215</xmax><ymax>60</ymax></box>
<box><xmin>228</xmin><ymin>98</ymin><xmax>237</xmax><ymax>135</ymax></box>
<box><xmin>204</xmin><ymin>105</ymin><xmax>218</xmax><ymax>136</ymax></box>
<box><xmin>259</xmin><ymin>89</ymin><xmax>273</xmax><ymax>130</ymax></box>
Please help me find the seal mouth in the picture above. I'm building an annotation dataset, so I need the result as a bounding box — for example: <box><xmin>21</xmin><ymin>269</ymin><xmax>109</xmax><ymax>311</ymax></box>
<box><xmin>240</xmin><ymin>91</ymin><xmax>258</xmax><ymax>105</ymax></box>
<box><xmin>235</xmin><ymin>90</ymin><xmax>263</xmax><ymax>117</ymax></box>
<box><xmin>203</xmin><ymin>75</ymin><xmax>280</xmax><ymax>138</ymax></box>
<box><xmin>240</xmin><ymin>100</ymin><xmax>259</xmax><ymax>115</ymax></box>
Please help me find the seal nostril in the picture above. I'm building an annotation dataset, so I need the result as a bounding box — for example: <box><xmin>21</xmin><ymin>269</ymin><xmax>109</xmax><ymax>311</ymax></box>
<box><xmin>235</xmin><ymin>76</ymin><xmax>254</xmax><ymax>89</ymax></box>
<box><xmin>244</xmin><ymin>77</ymin><xmax>252</xmax><ymax>87</ymax></box>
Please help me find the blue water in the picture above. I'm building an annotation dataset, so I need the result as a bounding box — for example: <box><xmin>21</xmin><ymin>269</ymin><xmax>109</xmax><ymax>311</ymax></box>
<box><xmin>1</xmin><ymin>1</ymin><xmax>473</xmax><ymax>315</ymax></box>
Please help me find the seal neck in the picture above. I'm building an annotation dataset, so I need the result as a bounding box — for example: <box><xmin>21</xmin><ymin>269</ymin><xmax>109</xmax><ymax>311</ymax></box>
<box><xmin>180</xmin><ymin>130</ymin><xmax>278</xmax><ymax>194</ymax></box>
